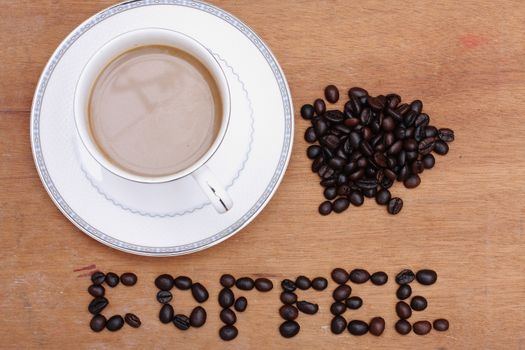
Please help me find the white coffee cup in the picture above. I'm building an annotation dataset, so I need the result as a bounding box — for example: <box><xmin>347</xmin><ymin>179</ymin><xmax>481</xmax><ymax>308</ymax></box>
<box><xmin>74</xmin><ymin>28</ymin><xmax>233</xmax><ymax>213</ymax></box>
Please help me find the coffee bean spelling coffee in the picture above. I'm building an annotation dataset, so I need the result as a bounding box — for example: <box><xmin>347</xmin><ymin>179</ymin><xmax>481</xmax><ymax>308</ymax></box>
<box><xmin>155</xmin><ymin>274</ymin><xmax>174</xmax><ymax>291</ymax></box>
<box><xmin>234</xmin><ymin>297</ymin><xmax>248</xmax><ymax>312</ymax></box>
<box><xmin>301</xmin><ymin>86</ymin><xmax>454</xmax><ymax>215</ymax></box>
<box><xmin>174</xmin><ymin>276</ymin><xmax>192</xmax><ymax>290</ymax></box>
<box><xmin>91</xmin><ymin>271</ymin><xmax>105</xmax><ymax>285</ymax></box>
<box><xmin>220</xmin><ymin>309</ymin><xmax>237</xmax><ymax>325</ymax></box>
<box><xmin>254</xmin><ymin>278</ymin><xmax>273</xmax><ymax>292</ymax></box>
<box><xmin>370</xmin><ymin>271</ymin><xmax>388</xmax><ymax>285</ymax></box>
<box><xmin>368</xmin><ymin>317</ymin><xmax>385</xmax><ymax>336</ymax></box>
<box><xmin>396</xmin><ymin>301</ymin><xmax>412</xmax><ymax>319</ymax></box>
<box><xmin>279</xmin><ymin>305</ymin><xmax>299</xmax><ymax>320</ymax></box>
<box><xmin>106</xmin><ymin>315</ymin><xmax>124</xmax><ymax>332</ymax></box>
<box><xmin>124</xmin><ymin>313</ymin><xmax>141</xmax><ymax>328</ymax></box>
<box><xmin>220</xmin><ymin>274</ymin><xmax>236</xmax><ymax>288</ymax></box>
<box><xmin>311</xmin><ymin>277</ymin><xmax>328</xmax><ymax>290</ymax></box>
<box><xmin>120</xmin><ymin>272</ymin><xmax>137</xmax><ymax>286</ymax></box>
<box><xmin>189</xmin><ymin>306</ymin><xmax>207</xmax><ymax>327</ymax></box>
<box><xmin>235</xmin><ymin>277</ymin><xmax>255</xmax><ymax>291</ymax></box>
<box><xmin>219</xmin><ymin>325</ymin><xmax>238</xmax><ymax>341</ymax></box>
<box><xmin>105</xmin><ymin>272</ymin><xmax>119</xmax><ymax>287</ymax></box>
<box><xmin>347</xmin><ymin>320</ymin><xmax>369</xmax><ymax>336</ymax></box>
<box><xmin>346</xmin><ymin>296</ymin><xmax>362</xmax><ymax>310</ymax></box>
<box><xmin>331</xmin><ymin>268</ymin><xmax>349</xmax><ymax>284</ymax></box>
<box><xmin>157</xmin><ymin>290</ymin><xmax>173</xmax><ymax>304</ymax></box>
<box><xmin>219</xmin><ymin>288</ymin><xmax>235</xmax><ymax>308</ymax></box>
<box><xmin>297</xmin><ymin>301</ymin><xmax>319</xmax><ymax>314</ymax></box>
<box><xmin>413</xmin><ymin>320</ymin><xmax>432</xmax><ymax>335</ymax></box>
<box><xmin>281</xmin><ymin>279</ymin><xmax>296</xmax><ymax>292</ymax></box>
<box><xmin>330</xmin><ymin>302</ymin><xmax>346</xmax><ymax>315</ymax></box>
<box><xmin>173</xmin><ymin>314</ymin><xmax>191</xmax><ymax>330</ymax></box>
<box><xmin>410</xmin><ymin>296</ymin><xmax>428</xmax><ymax>311</ymax></box>
<box><xmin>279</xmin><ymin>321</ymin><xmax>300</xmax><ymax>338</ymax></box>
<box><xmin>396</xmin><ymin>284</ymin><xmax>412</xmax><ymax>300</ymax></box>
<box><xmin>433</xmin><ymin>318</ymin><xmax>449</xmax><ymax>331</ymax></box>
<box><xmin>349</xmin><ymin>269</ymin><xmax>370</xmax><ymax>284</ymax></box>
<box><xmin>331</xmin><ymin>316</ymin><xmax>347</xmax><ymax>334</ymax></box>
<box><xmin>295</xmin><ymin>276</ymin><xmax>311</xmax><ymax>290</ymax></box>
<box><xmin>333</xmin><ymin>284</ymin><xmax>352</xmax><ymax>301</ymax></box>
<box><xmin>159</xmin><ymin>304</ymin><xmax>174</xmax><ymax>324</ymax></box>
<box><xmin>88</xmin><ymin>284</ymin><xmax>105</xmax><ymax>297</ymax></box>
<box><xmin>416</xmin><ymin>269</ymin><xmax>438</xmax><ymax>285</ymax></box>
<box><xmin>280</xmin><ymin>292</ymin><xmax>297</xmax><ymax>305</ymax></box>
<box><xmin>395</xmin><ymin>319</ymin><xmax>412</xmax><ymax>335</ymax></box>
<box><xmin>90</xmin><ymin>314</ymin><xmax>106</xmax><ymax>332</ymax></box>
<box><xmin>88</xmin><ymin>297</ymin><xmax>108</xmax><ymax>315</ymax></box>
<box><xmin>191</xmin><ymin>283</ymin><xmax>209</xmax><ymax>302</ymax></box>
<box><xmin>396</xmin><ymin>269</ymin><xmax>415</xmax><ymax>284</ymax></box>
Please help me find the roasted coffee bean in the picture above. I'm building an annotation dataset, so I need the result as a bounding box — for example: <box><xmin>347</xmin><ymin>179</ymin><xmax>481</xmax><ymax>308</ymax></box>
<box><xmin>333</xmin><ymin>285</ymin><xmax>352</xmax><ymax>301</ymax></box>
<box><xmin>433</xmin><ymin>319</ymin><xmax>449</xmax><ymax>331</ymax></box>
<box><xmin>280</xmin><ymin>292</ymin><xmax>298</xmax><ymax>305</ymax></box>
<box><xmin>348</xmin><ymin>191</ymin><xmax>364</xmax><ymax>206</ymax></box>
<box><xmin>321</xmin><ymin>177</ymin><xmax>337</xmax><ymax>187</ymax></box>
<box><xmin>410</xmin><ymin>100</ymin><xmax>423</xmax><ymax>114</ymax></box>
<box><xmin>281</xmin><ymin>279</ymin><xmax>296</xmax><ymax>292</ymax></box>
<box><xmin>343</xmin><ymin>161</ymin><xmax>358</xmax><ymax>174</ymax></box>
<box><xmin>236</xmin><ymin>277</ymin><xmax>255</xmax><ymax>291</ymax></box>
<box><xmin>295</xmin><ymin>276</ymin><xmax>311</xmax><ymax>290</ymax></box>
<box><xmin>406</xmin><ymin>126</ymin><xmax>415</xmax><ymax>138</ymax></box>
<box><xmin>404</xmin><ymin>174</ymin><xmax>421</xmax><ymax>189</ymax></box>
<box><xmin>189</xmin><ymin>306</ymin><xmax>207</xmax><ymax>327</ymax></box>
<box><xmin>373</xmin><ymin>152</ymin><xmax>387</xmax><ymax>168</ymax></box>
<box><xmin>387</xmin><ymin>197</ymin><xmax>403</xmax><ymax>215</ymax></box>
<box><xmin>363</xmin><ymin>187</ymin><xmax>377</xmax><ymax>199</ymax></box>
<box><xmin>219</xmin><ymin>325</ymin><xmax>238</xmax><ymax>341</ymax></box>
<box><xmin>396</xmin><ymin>284</ymin><xmax>412</xmax><ymax>300</ymax></box>
<box><xmin>279</xmin><ymin>321</ymin><xmax>300</xmax><ymax>338</ymax></box>
<box><xmin>307</xmin><ymin>145</ymin><xmax>322</xmax><ymax>159</ymax></box>
<box><xmin>396</xmin><ymin>301</ymin><xmax>412</xmax><ymax>319</ymax></box>
<box><xmin>349</xmin><ymin>169</ymin><xmax>365</xmax><ymax>182</ymax></box>
<box><xmin>375</xmin><ymin>189</ymin><xmax>391</xmax><ymax>205</ymax></box>
<box><xmin>174</xmin><ymin>276</ymin><xmax>192</xmax><ymax>290</ymax></box>
<box><xmin>369</xmin><ymin>317</ymin><xmax>385</xmax><ymax>336</ymax></box>
<box><xmin>397</xmin><ymin>150</ymin><xmax>406</xmax><ymax>166</ymax></box>
<box><xmin>406</xmin><ymin>151</ymin><xmax>418</xmax><ymax>162</ymax></box>
<box><xmin>172</xmin><ymin>314</ymin><xmax>190</xmax><ymax>330</ymax></box>
<box><xmin>124</xmin><ymin>313</ymin><xmax>141</xmax><ymax>328</ymax></box>
<box><xmin>279</xmin><ymin>305</ymin><xmax>299</xmax><ymax>320</ymax></box>
<box><xmin>219</xmin><ymin>288</ymin><xmax>235</xmax><ymax>308</ymax></box>
<box><xmin>333</xmin><ymin>124</ymin><xmax>351</xmax><ymax>136</ymax></box>
<box><xmin>333</xmin><ymin>198</ymin><xmax>350</xmax><ymax>213</ymax></box>
<box><xmin>416</xmin><ymin>269</ymin><xmax>438</xmax><ymax>285</ymax></box>
<box><xmin>356</xmin><ymin>156</ymin><xmax>368</xmax><ymax>167</ymax></box>
<box><xmin>425</xmin><ymin>125</ymin><xmax>438</xmax><ymax>137</ymax></box>
<box><xmin>360</xmin><ymin>141</ymin><xmax>374</xmax><ymax>157</ymax></box>
<box><xmin>347</xmin><ymin>320</ymin><xmax>369</xmax><ymax>336</ymax></box>
<box><xmin>403</xmin><ymin>111</ymin><xmax>417</xmax><ymax>127</ymax></box>
<box><xmin>88</xmin><ymin>284</ymin><xmax>105</xmax><ymax>298</ymax></box>
<box><xmin>155</xmin><ymin>274</ymin><xmax>174</xmax><ymax>291</ymax></box>
<box><xmin>395</xmin><ymin>319</ymin><xmax>412</xmax><ymax>335</ymax></box>
<box><xmin>319</xmin><ymin>201</ymin><xmax>333</xmax><ymax>215</ymax></box>
<box><xmin>254</xmin><ymin>278</ymin><xmax>273</xmax><ymax>292</ymax></box>
<box><xmin>314</xmin><ymin>120</ymin><xmax>330</xmax><ymax>138</ymax></box>
<box><xmin>415</xmin><ymin>113</ymin><xmax>429</xmax><ymax>128</ymax></box>
<box><xmin>337</xmin><ymin>185</ymin><xmax>351</xmax><ymax>196</ymax></box>
<box><xmin>300</xmin><ymin>104</ymin><xmax>315</xmax><ymax>120</ymax></box>
<box><xmin>234</xmin><ymin>297</ymin><xmax>248</xmax><ymax>312</ymax></box>
<box><xmin>349</xmin><ymin>269</ymin><xmax>370</xmax><ymax>284</ymax></box>
<box><xmin>396</xmin><ymin>103</ymin><xmax>410</xmax><ymax>115</ymax></box>
<box><xmin>415</xmin><ymin>126</ymin><xmax>426</xmax><ymax>142</ymax></box>
<box><xmin>370</xmin><ymin>271</ymin><xmax>388</xmax><ymax>285</ymax></box>
<box><xmin>106</xmin><ymin>315</ymin><xmax>124</xmax><ymax>332</ymax></box>
<box><xmin>360</xmin><ymin>107</ymin><xmax>372</xmax><ymax>125</ymax></box>
<box><xmin>331</xmin><ymin>268</ymin><xmax>349</xmax><ymax>284</ymax></box>
<box><xmin>304</xmin><ymin>127</ymin><xmax>317</xmax><ymax>142</ymax></box>
<box><xmin>311</xmin><ymin>277</ymin><xmax>328</xmax><ymax>290</ymax></box>
<box><xmin>411</xmin><ymin>160</ymin><xmax>424</xmax><ymax>174</ymax></box>
<box><xmin>105</xmin><ymin>272</ymin><xmax>119</xmax><ymax>287</ymax></box>
<box><xmin>388</xmin><ymin>140</ymin><xmax>403</xmax><ymax>155</ymax></box>
<box><xmin>349</xmin><ymin>87</ymin><xmax>368</xmax><ymax>99</ymax></box>
<box><xmin>297</xmin><ymin>301</ymin><xmax>319</xmax><ymax>314</ymax></box>
<box><xmin>314</xmin><ymin>98</ymin><xmax>326</xmax><ymax>115</ymax></box>
<box><xmin>337</xmin><ymin>173</ymin><xmax>349</xmax><ymax>185</ymax></box>
<box><xmin>191</xmin><ymin>283</ymin><xmax>209</xmax><ymax>303</ymax></box>
<box><xmin>325</xmin><ymin>110</ymin><xmax>344</xmax><ymax>124</ymax></box>
<box><xmin>346</xmin><ymin>296</ymin><xmax>363</xmax><ymax>310</ymax></box>
<box><xmin>348</xmin><ymin>132</ymin><xmax>362</xmax><ymax>148</ymax></box>
<box><xmin>220</xmin><ymin>308</ymin><xmax>237</xmax><ymax>325</ymax></box>
<box><xmin>397</xmin><ymin>165</ymin><xmax>409</xmax><ymax>181</ymax></box>
<box><xmin>157</xmin><ymin>290</ymin><xmax>173</xmax><ymax>304</ymax></box>
<box><xmin>159</xmin><ymin>304</ymin><xmax>174</xmax><ymax>323</ymax></box>
<box><xmin>88</xmin><ymin>297</ymin><xmax>108</xmax><ymax>315</ymax></box>
<box><xmin>384</xmin><ymin>168</ymin><xmax>397</xmax><ymax>180</ymax></box>
<box><xmin>403</xmin><ymin>139</ymin><xmax>418</xmax><ymax>152</ymax></box>
<box><xmin>91</xmin><ymin>271</ymin><xmax>105</xmax><ymax>285</ymax></box>
<box><xmin>433</xmin><ymin>140</ymin><xmax>449</xmax><ymax>155</ymax></box>
<box><xmin>120</xmin><ymin>272</ymin><xmax>137</xmax><ymax>286</ymax></box>
<box><xmin>220</xmin><ymin>274</ymin><xmax>236</xmax><ymax>288</ymax></box>
<box><xmin>90</xmin><ymin>314</ymin><xmax>107</xmax><ymax>332</ymax></box>
<box><xmin>328</xmin><ymin>157</ymin><xmax>345</xmax><ymax>170</ymax></box>
<box><xmin>362</xmin><ymin>126</ymin><xmax>372</xmax><ymax>140</ymax></box>
<box><xmin>396</xmin><ymin>269</ymin><xmax>415</xmax><ymax>284</ymax></box>
<box><xmin>413</xmin><ymin>320</ymin><xmax>432</xmax><ymax>335</ymax></box>
<box><xmin>331</xmin><ymin>316</ymin><xmax>347</xmax><ymax>334</ymax></box>
<box><xmin>386</xmin><ymin>93</ymin><xmax>401</xmax><ymax>108</ymax></box>
<box><xmin>418</xmin><ymin>137</ymin><xmax>435</xmax><ymax>155</ymax></box>
<box><xmin>394</xmin><ymin>127</ymin><xmax>407</xmax><ymax>140</ymax></box>
<box><xmin>411</xmin><ymin>296</ymin><xmax>428</xmax><ymax>311</ymax></box>
<box><xmin>367</xmin><ymin>96</ymin><xmax>384</xmax><ymax>111</ymax></box>
<box><xmin>330</xmin><ymin>302</ymin><xmax>347</xmax><ymax>315</ymax></box>
<box><xmin>438</xmin><ymin>128</ymin><xmax>454</xmax><ymax>142</ymax></box>
<box><xmin>422</xmin><ymin>154</ymin><xmax>435</xmax><ymax>169</ymax></box>
<box><xmin>319</xmin><ymin>165</ymin><xmax>335</xmax><ymax>179</ymax></box>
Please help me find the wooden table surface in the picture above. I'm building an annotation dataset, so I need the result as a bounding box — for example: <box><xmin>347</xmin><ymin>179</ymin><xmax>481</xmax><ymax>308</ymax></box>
<box><xmin>1</xmin><ymin>0</ymin><xmax>524</xmax><ymax>349</ymax></box>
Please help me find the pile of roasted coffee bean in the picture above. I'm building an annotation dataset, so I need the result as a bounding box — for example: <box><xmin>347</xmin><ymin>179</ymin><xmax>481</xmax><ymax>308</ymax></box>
<box><xmin>218</xmin><ymin>274</ymin><xmax>274</xmax><ymax>340</ymax></box>
<box><xmin>278</xmin><ymin>275</ymin><xmax>327</xmax><ymax>338</ymax></box>
<box><xmin>88</xmin><ymin>271</ymin><xmax>140</xmax><ymax>332</ymax></box>
<box><xmin>394</xmin><ymin>269</ymin><xmax>449</xmax><ymax>335</ymax></box>
<box><xmin>301</xmin><ymin>85</ymin><xmax>455</xmax><ymax>215</ymax></box>
<box><xmin>329</xmin><ymin>268</ymin><xmax>387</xmax><ymax>335</ymax></box>
<box><xmin>155</xmin><ymin>274</ymin><xmax>209</xmax><ymax>330</ymax></box>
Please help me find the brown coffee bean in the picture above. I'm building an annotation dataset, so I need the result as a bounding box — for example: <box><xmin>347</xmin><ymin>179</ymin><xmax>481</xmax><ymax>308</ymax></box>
<box><xmin>189</xmin><ymin>306</ymin><xmax>207</xmax><ymax>327</ymax></box>
<box><xmin>311</xmin><ymin>277</ymin><xmax>328</xmax><ymax>290</ymax></box>
<box><xmin>331</xmin><ymin>268</ymin><xmax>349</xmax><ymax>284</ymax></box>
<box><xmin>325</xmin><ymin>85</ymin><xmax>340</xmax><ymax>103</ymax></box>
<box><xmin>191</xmin><ymin>283</ymin><xmax>209</xmax><ymax>303</ymax></box>
<box><xmin>368</xmin><ymin>317</ymin><xmax>385</xmax><ymax>336</ymax></box>
<box><xmin>88</xmin><ymin>284</ymin><xmax>105</xmax><ymax>298</ymax></box>
<box><xmin>330</xmin><ymin>302</ymin><xmax>346</xmax><ymax>315</ymax></box>
<box><xmin>416</xmin><ymin>269</ymin><xmax>438</xmax><ymax>285</ymax></box>
<box><xmin>346</xmin><ymin>296</ymin><xmax>363</xmax><ymax>310</ymax></box>
<box><xmin>174</xmin><ymin>276</ymin><xmax>192</xmax><ymax>290</ymax></box>
<box><xmin>349</xmin><ymin>269</ymin><xmax>370</xmax><ymax>283</ymax></box>
<box><xmin>413</xmin><ymin>320</ymin><xmax>432</xmax><ymax>335</ymax></box>
<box><xmin>279</xmin><ymin>305</ymin><xmax>299</xmax><ymax>321</ymax></box>
<box><xmin>347</xmin><ymin>320</ymin><xmax>369</xmax><ymax>335</ymax></box>
<box><xmin>124</xmin><ymin>313</ymin><xmax>141</xmax><ymax>328</ymax></box>
<box><xmin>220</xmin><ymin>274</ymin><xmax>236</xmax><ymax>288</ymax></box>
<box><xmin>105</xmin><ymin>272</ymin><xmax>119</xmax><ymax>287</ymax></box>
<box><xmin>279</xmin><ymin>321</ymin><xmax>300</xmax><ymax>338</ymax></box>
<box><xmin>331</xmin><ymin>316</ymin><xmax>347</xmax><ymax>334</ymax></box>
<box><xmin>396</xmin><ymin>301</ymin><xmax>412</xmax><ymax>319</ymax></box>
<box><xmin>280</xmin><ymin>292</ymin><xmax>297</xmax><ymax>305</ymax></box>
<box><xmin>387</xmin><ymin>197</ymin><xmax>403</xmax><ymax>215</ymax></box>
<box><xmin>333</xmin><ymin>284</ymin><xmax>352</xmax><ymax>301</ymax></box>
<box><xmin>120</xmin><ymin>272</ymin><xmax>137</xmax><ymax>286</ymax></box>
<box><xmin>90</xmin><ymin>314</ymin><xmax>106</xmax><ymax>332</ymax></box>
<box><xmin>106</xmin><ymin>315</ymin><xmax>124</xmax><ymax>332</ymax></box>
<box><xmin>319</xmin><ymin>201</ymin><xmax>333</xmax><ymax>215</ymax></box>
<box><xmin>395</xmin><ymin>319</ymin><xmax>412</xmax><ymax>335</ymax></box>
<box><xmin>396</xmin><ymin>269</ymin><xmax>415</xmax><ymax>284</ymax></box>
<box><xmin>220</xmin><ymin>308</ymin><xmax>237</xmax><ymax>325</ymax></box>
<box><xmin>254</xmin><ymin>278</ymin><xmax>273</xmax><ymax>292</ymax></box>
<box><xmin>370</xmin><ymin>271</ymin><xmax>388</xmax><ymax>285</ymax></box>
<box><xmin>236</xmin><ymin>277</ymin><xmax>255</xmax><ymax>291</ymax></box>
<box><xmin>295</xmin><ymin>276</ymin><xmax>311</xmax><ymax>290</ymax></box>
<box><xmin>234</xmin><ymin>296</ymin><xmax>248</xmax><ymax>312</ymax></box>
<box><xmin>297</xmin><ymin>301</ymin><xmax>319</xmax><ymax>314</ymax></box>
<box><xmin>410</xmin><ymin>296</ymin><xmax>428</xmax><ymax>311</ymax></box>
<box><xmin>91</xmin><ymin>271</ymin><xmax>105</xmax><ymax>285</ymax></box>
<box><xmin>218</xmin><ymin>288</ymin><xmax>235</xmax><ymax>308</ymax></box>
<box><xmin>433</xmin><ymin>318</ymin><xmax>449</xmax><ymax>331</ymax></box>
<box><xmin>314</xmin><ymin>98</ymin><xmax>326</xmax><ymax>115</ymax></box>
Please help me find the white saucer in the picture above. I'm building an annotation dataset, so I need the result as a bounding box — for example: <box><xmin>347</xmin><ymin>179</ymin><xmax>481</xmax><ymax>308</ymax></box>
<box><xmin>30</xmin><ymin>0</ymin><xmax>293</xmax><ymax>256</ymax></box>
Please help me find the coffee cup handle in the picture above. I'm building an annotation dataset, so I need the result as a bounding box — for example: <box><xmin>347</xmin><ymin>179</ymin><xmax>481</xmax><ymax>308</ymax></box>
<box><xmin>192</xmin><ymin>165</ymin><xmax>233</xmax><ymax>214</ymax></box>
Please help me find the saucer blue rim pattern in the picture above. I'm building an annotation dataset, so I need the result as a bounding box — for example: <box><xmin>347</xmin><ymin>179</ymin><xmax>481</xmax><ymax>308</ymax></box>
<box><xmin>30</xmin><ymin>0</ymin><xmax>294</xmax><ymax>255</ymax></box>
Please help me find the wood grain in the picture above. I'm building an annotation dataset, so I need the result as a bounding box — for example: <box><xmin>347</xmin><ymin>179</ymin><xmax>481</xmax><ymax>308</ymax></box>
<box><xmin>1</xmin><ymin>0</ymin><xmax>525</xmax><ymax>349</ymax></box>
